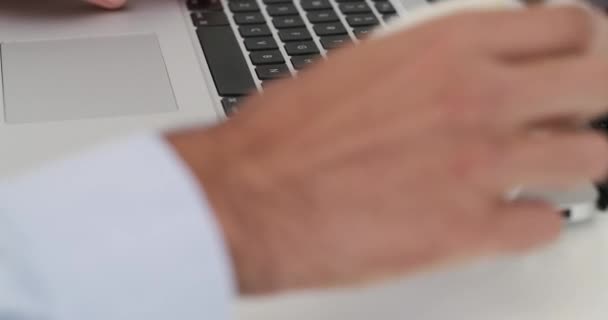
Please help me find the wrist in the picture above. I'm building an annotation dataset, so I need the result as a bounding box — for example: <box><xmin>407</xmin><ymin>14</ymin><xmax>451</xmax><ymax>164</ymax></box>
<box><xmin>166</xmin><ymin>125</ymin><xmax>285</xmax><ymax>294</ymax></box>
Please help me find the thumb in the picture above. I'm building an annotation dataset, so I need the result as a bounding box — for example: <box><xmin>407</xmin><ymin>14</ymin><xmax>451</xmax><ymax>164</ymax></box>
<box><xmin>87</xmin><ymin>0</ymin><xmax>127</xmax><ymax>9</ymax></box>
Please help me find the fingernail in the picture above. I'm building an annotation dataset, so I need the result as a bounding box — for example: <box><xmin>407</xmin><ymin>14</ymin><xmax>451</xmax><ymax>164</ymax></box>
<box><xmin>585</xmin><ymin>5</ymin><xmax>608</xmax><ymax>56</ymax></box>
<box><xmin>88</xmin><ymin>0</ymin><xmax>127</xmax><ymax>9</ymax></box>
<box><xmin>545</xmin><ymin>0</ymin><xmax>608</xmax><ymax>56</ymax></box>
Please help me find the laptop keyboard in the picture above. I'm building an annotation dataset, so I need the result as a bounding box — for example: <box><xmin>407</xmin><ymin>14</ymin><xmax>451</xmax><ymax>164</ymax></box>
<box><xmin>187</xmin><ymin>0</ymin><xmax>403</xmax><ymax>115</ymax></box>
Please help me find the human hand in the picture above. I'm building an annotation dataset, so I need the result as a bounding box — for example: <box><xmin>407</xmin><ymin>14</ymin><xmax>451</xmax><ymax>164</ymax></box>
<box><xmin>169</xmin><ymin>5</ymin><xmax>608</xmax><ymax>295</ymax></box>
<box><xmin>86</xmin><ymin>0</ymin><xmax>126</xmax><ymax>9</ymax></box>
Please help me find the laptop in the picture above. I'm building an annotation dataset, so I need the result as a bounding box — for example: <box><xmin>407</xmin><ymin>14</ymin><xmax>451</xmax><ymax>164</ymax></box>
<box><xmin>0</xmin><ymin>0</ymin><xmax>423</xmax><ymax>174</ymax></box>
<box><xmin>0</xmin><ymin>0</ymin><xmax>606</xmax><ymax>222</ymax></box>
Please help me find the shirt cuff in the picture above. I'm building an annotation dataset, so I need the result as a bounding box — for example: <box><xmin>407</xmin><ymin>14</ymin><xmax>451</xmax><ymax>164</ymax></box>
<box><xmin>0</xmin><ymin>133</ymin><xmax>235</xmax><ymax>320</ymax></box>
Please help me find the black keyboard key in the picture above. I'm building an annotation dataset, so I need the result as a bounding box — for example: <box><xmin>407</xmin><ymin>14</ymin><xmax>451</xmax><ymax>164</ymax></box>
<box><xmin>263</xmin><ymin>0</ymin><xmax>292</xmax><ymax>3</ymax></box>
<box><xmin>346</xmin><ymin>13</ymin><xmax>378</xmax><ymax>27</ymax></box>
<box><xmin>244</xmin><ymin>37</ymin><xmax>279</xmax><ymax>50</ymax></box>
<box><xmin>187</xmin><ymin>0</ymin><xmax>205</xmax><ymax>9</ymax></box>
<box><xmin>383</xmin><ymin>13</ymin><xmax>398</xmax><ymax>22</ymax></box>
<box><xmin>301</xmin><ymin>0</ymin><xmax>333</xmax><ymax>11</ymax></box>
<box><xmin>256</xmin><ymin>64</ymin><xmax>290</xmax><ymax>80</ymax></box>
<box><xmin>353</xmin><ymin>26</ymin><xmax>374</xmax><ymax>39</ymax></box>
<box><xmin>307</xmin><ymin>10</ymin><xmax>339</xmax><ymax>23</ymax></box>
<box><xmin>278</xmin><ymin>28</ymin><xmax>312</xmax><ymax>41</ymax></box>
<box><xmin>250</xmin><ymin>50</ymin><xmax>285</xmax><ymax>64</ymax></box>
<box><xmin>313</xmin><ymin>22</ymin><xmax>347</xmax><ymax>36</ymax></box>
<box><xmin>273</xmin><ymin>15</ymin><xmax>305</xmax><ymax>28</ymax></box>
<box><xmin>375</xmin><ymin>1</ymin><xmax>396</xmax><ymax>14</ymax></box>
<box><xmin>285</xmin><ymin>41</ymin><xmax>320</xmax><ymax>55</ymax></box>
<box><xmin>267</xmin><ymin>3</ymin><xmax>299</xmax><ymax>16</ymax></box>
<box><xmin>229</xmin><ymin>0</ymin><xmax>260</xmax><ymax>12</ymax></box>
<box><xmin>339</xmin><ymin>2</ymin><xmax>371</xmax><ymax>14</ymax></box>
<box><xmin>597</xmin><ymin>183</ymin><xmax>608</xmax><ymax>211</ymax></box>
<box><xmin>222</xmin><ymin>97</ymin><xmax>243</xmax><ymax>116</ymax></box>
<box><xmin>188</xmin><ymin>0</ymin><xmax>223</xmax><ymax>11</ymax></box>
<box><xmin>320</xmin><ymin>35</ymin><xmax>351</xmax><ymax>50</ymax></box>
<box><xmin>239</xmin><ymin>24</ymin><xmax>272</xmax><ymax>37</ymax></box>
<box><xmin>197</xmin><ymin>27</ymin><xmax>256</xmax><ymax>96</ymax></box>
<box><xmin>191</xmin><ymin>12</ymin><xmax>229</xmax><ymax>26</ymax></box>
<box><xmin>291</xmin><ymin>55</ymin><xmax>320</xmax><ymax>70</ymax></box>
<box><xmin>261</xmin><ymin>80</ymin><xmax>278</xmax><ymax>88</ymax></box>
<box><xmin>234</xmin><ymin>12</ymin><xmax>266</xmax><ymax>24</ymax></box>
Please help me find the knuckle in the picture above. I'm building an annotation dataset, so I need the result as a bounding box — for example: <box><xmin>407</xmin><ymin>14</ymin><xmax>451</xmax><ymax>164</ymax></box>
<box><xmin>555</xmin><ymin>6</ymin><xmax>594</xmax><ymax>44</ymax></box>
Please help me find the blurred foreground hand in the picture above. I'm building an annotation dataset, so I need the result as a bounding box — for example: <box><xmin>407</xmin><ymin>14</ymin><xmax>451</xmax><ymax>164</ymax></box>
<box><xmin>167</xmin><ymin>4</ymin><xmax>608</xmax><ymax>295</ymax></box>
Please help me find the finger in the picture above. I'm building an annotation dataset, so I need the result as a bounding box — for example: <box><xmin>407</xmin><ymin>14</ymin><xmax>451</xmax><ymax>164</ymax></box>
<box><xmin>489</xmin><ymin>131</ymin><xmax>608</xmax><ymax>191</ymax></box>
<box><xmin>86</xmin><ymin>0</ymin><xmax>127</xmax><ymax>9</ymax></box>
<box><xmin>468</xmin><ymin>4</ymin><xmax>604</xmax><ymax>59</ymax></box>
<box><xmin>446</xmin><ymin>5</ymin><xmax>608</xmax><ymax>58</ymax></box>
<box><xmin>497</xmin><ymin>57</ymin><xmax>608</xmax><ymax>127</ymax></box>
<box><xmin>485</xmin><ymin>201</ymin><xmax>562</xmax><ymax>254</ymax></box>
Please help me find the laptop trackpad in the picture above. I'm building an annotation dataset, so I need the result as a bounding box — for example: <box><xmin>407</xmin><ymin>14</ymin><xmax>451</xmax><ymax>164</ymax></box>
<box><xmin>1</xmin><ymin>35</ymin><xmax>177</xmax><ymax>123</ymax></box>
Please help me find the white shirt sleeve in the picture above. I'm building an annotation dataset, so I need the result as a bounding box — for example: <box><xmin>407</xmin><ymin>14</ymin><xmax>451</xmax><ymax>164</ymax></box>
<box><xmin>0</xmin><ymin>133</ymin><xmax>236</xmax><ymax>320</ymax></box>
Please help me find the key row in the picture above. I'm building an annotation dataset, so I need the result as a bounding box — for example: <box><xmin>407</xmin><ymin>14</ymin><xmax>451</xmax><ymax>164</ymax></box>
<box><xmin>192</xmin><ymin>11</ymin><xmax>389</xmax><ymax>31</ymax></box>
<box><xmin>189</xmin><ymin>0</ymin><xmax>397</xmax><ymax>20</ymax></box>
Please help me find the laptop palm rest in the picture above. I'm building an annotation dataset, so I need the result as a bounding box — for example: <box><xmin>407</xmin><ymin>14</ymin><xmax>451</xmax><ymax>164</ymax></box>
<box><xmin>1</xmin><ymin>34</ymin><xmax>177</xmax><ymax>123</ymax></box>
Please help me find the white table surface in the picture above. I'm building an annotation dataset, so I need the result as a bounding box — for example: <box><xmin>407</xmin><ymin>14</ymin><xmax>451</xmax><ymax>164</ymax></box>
<box><xmin>235</xmin><ymin>214</ymin><xmax>608</xmax><ymax>319</ymax></box>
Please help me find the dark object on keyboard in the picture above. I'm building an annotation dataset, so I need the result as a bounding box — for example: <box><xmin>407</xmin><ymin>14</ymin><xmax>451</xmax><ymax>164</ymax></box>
<box><xmin>301</xmin><ymin>0</ymin><xmax>333</xmax><ymax>10</ymax></box>
<box><xmin>320</xmin><ymin>35</ymin><xmax>352</xmax><ymax>50</ymax></box>
<box><xmin>234</xmin><ymin>12</ymin><xmax>266</xmax><ymax>24</ymax></box>
<box><xmin>250</xmin><ymin>50</ymin><xmax>285</xmax><ymax>64</ymax></box>
<box><xmin>591</xmin><ymin>115</ymin><xmax>608</xmax><ymax>211</ymax></box>
<box><xmin>188</xmin><ymin>0</ymin><xmax>223</xmax><ymax>11</ymax></box>
<box><xmin>597</xmin><ymin>184</ymin><xmax>608</xmax><ymax>211</ymax></box>
<box><xmin>273</xmin><ymin>15</ymin><xmax>306</xmax><ymax>28</ymax></box>
<box><xmin>353</xmin><ymin>26</ymin><xmax>374</xmax><ymax>39</ymax></box>
<box><xmin>291</xmin><ymin>55</ymin><xmax>320</xmax><ymax>69</ymax></box>
<box><xmin>222</xmin><ymin>97</ymin><xmax>244</xmax><ymax>115</ymax></box>
<box><xmin>285</xmin><ymin>41</ymin><xmax>320</xmax><ymax>55</ymax></box>
<box><xmin>245</xmin><ymin>37</ymin><xmax>279</xmax><ymax>50</ymax></box>
<box><xmin>197</xmin><ymin>27</ymin><xmax>256</xmax><ymax>96</ymax></box>
<box><xmin>239</xmin><ymin>24</ymin><xmax>272</xmax><ymax>37</ymax></box>
<box><xmin>279</xmin><ymin>28</ymin><xmax>312</xmax><ymax>41</ymax></box>
<box><xmin>314</xmin><ymin>22</ymin><xmax>348</xmax><ymax>36</ymax></box>
<box><xmin>346</xmin><ymin>14</ymin><xmax>379</xmax><ymax>27</ymax></box>
<box><xmin>339</xmin><ymin>2</ymin><xmax>372</xmax><ymax>14</ymax></box>
<box><xmin>308</xmin><ymin>10</ymin><xmax>340</xmax><ymax>23</ymax></box>
<box><xmin>256</xmin><ymin>64</ymin><xmax>291</xmax><ymax>80</ymax></box>
<box><xmin>229</xmin><ymin>0</ymin><xmax>260</xmax><ymax>12</ymax></box>
<box><xmin>267</xmin><ymin>3</ymin><xmax>299</xmax><ymax>15</ymax></box>
<box><xmin>375</xmin><ymin>2</ymin><xmax>396</xmax><ymax>14</ymax></box>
